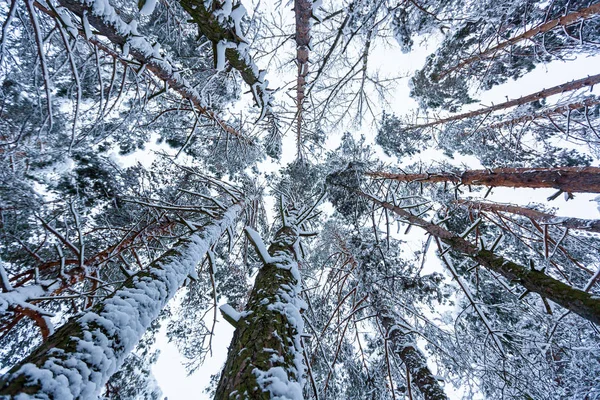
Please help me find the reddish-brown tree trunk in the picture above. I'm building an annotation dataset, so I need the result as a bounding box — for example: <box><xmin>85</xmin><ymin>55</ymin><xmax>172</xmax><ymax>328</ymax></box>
<box><xmin>487</xmin><ymin>97</ymin><xmax>600</xmax><ymax>130</ymax></box>
<box><xmin>437</xmin><ymin>3</ymin><xmax>600</xmax><ymax>81</ymax></box>
<box><xmin>295</xmin><ymin>0</ymin><xmax>312</xmax><ymax>159</ymax></box>
<box><xmin>367</xmin><ymin>167</ymin><xmax>600</xmax><ymax>193</ymax></box>
<box><xmin>457</xmin><ymin>199</ymin><xmax>600</xmax><ymax>234</ymax></box>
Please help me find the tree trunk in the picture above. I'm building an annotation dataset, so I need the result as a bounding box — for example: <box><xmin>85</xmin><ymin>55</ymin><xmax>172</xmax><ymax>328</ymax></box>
<box><xmin>487</xmin><ymin>97</ymin><xmax>600</xmax><ymax>130</ymax></box>
<box><xmin>409</xmin><ymin>73</ymin><xmax>600</xmax><ymax>130</ymax></box>
<box><xmin>457</xmin><ymin>199</ymin><xmax>600</xmax><ymax>234</ymax></box>
<box><xmin>215</xmin><ymin>221</ymin><xmax>306</xmax><ymax>398</ymax></box>
<box><xmin>178</xmin><ymin>0</ymin><xmax>271</xmax><ymax>116</ymax></box>
<box><xmin>0</xmin><ymin>204</ymin><xmax>242</xmax><ymax>398</ymax></box>
<box><xmin>437</xmin><ymin>3</ymin><xmax>600</xmax><ymax>81</ymax></box>
<box><xmin>329</xmin><ymin>181</ymin><xmax>600</xmax><ymax>325</ymax></box>
<box><xmin>294</xmin><ymin>0</ymin><xmax>312</xmax><ymax>160</ymax></box>
<box><xmin>367</xmin><ymin>166</ymin><xmax>600</xmax><ymax>193</ymax></box>
<box><xmin>336</xmin><ymin>237</ymin><xmax>450</xmax><ymax>400</ymax></box>
<box><xmin>378</xmin><ymin>306</ymin><xmax>449</xmax><ymax>400</ymax></box>
<box><xmin>53</xmin><ymin>0</ymin><xmax>249</xmax><ymax>142</ymax></box>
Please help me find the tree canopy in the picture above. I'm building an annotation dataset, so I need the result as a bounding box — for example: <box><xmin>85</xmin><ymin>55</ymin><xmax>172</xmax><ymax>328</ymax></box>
<box><xmin>1</xmin><ymin>0</ymin><xmax>600</xmax><ymax>398</ymax></box>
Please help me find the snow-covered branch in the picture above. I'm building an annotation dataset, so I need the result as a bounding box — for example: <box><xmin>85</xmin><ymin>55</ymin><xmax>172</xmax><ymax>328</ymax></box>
<box><xmin>54</xmin><ymin>0</ymin><xmax>251</xmax><ymax>143</ymax></box>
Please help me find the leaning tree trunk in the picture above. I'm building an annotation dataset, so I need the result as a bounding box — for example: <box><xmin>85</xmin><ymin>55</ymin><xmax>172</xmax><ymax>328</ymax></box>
<box><xmin>487</xmin><ymin>96</ymin><xmax>600</xmax><ymax>130</ymax></box>
<box><xmin>457</xmin><ymin>199</ymin><xmax>600</xmax><ymax>234</ymax></box>
<box><xmin>215</xmin><ymin>218</ymin><xmax>306</xmax><ymax>398</ymax></box>
<box><xmin>51</xmin><ymin>0</ymin><xmax>247</xmax><ymax>141</ymax></box>
<box><xmin>0</xmin><ymin>204</ymin><xmax>242</xmax><ymax>398</ymax></box>
<box><xmin>328</xmin><ymin>179</ymin><xmax>600</xmax><ymax>325</ymax></box>
<box><xmin>335</xmin><ymin>236</ymin><xmax>450</xmax><ymax>400</ymax></box>
<box><xmin>437</xmin><ymin>3</ymin><xmax>600</xmax><ymax>81</ymax></box>
<box><xmin>376</xmin><ymin>302</ymin><xmax>449</xmax><ymax>400</ymax></box>
<box><xmin>408</xmin><ymin>73</ymin><xmax>600</xmax><ymax>130</ymax></box>
<box><xmin>178</xmin><ymin>0</ymin><xmax>271</xmax><ymax>114</ymax></box>
<box><xmin>367</xmin><ymin>166</ymin><xmax>600</xmax><ymax>193</ymax></box>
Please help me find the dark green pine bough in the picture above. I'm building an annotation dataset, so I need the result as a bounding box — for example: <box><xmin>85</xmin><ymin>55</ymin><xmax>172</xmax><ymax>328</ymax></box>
<box><xmin>215</xmin><ymin>212</ymin><xmax>307</xmax><ymax>399</ymax></box>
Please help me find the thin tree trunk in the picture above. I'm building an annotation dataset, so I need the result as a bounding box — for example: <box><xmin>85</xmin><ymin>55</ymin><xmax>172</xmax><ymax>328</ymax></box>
<box><xmin>0</xmin><ymin>204</ymin><xmax>242</xmax><ymax>398</ymax></box>
<box><xmin>437</xmin><ymin>3</ymin><xmax>600</xmax><ymax>81</ymax></box>
<box><xmin>487</xmin><ymin>97</ymin><xmax>600</xmax><ymax>130</ymax></box>
<box><xmin>294</xmin><ymin>0</ymin><xmax>312</xmax><ymax>160</ymax></box>
<box><xmin>367</xmin><ymin>166</ymin><xmax>600</xmax><ymax>193</ymax></box>
<box><xmin>215</xmin><ymin>219</ymin><xmax>305</xmax><ymax>398</ymax></box>
<box><xmin>329</xmin><ymin>181</ymin><xmax>600</xmax><ymax>325</ymax></box>
<box><xmin>55</xmin><ymin>0</ymin><xmax>249</xmax><ymax>142</ymax></box>
<box><xmin>457</xmin><ymin>199</ymin><xmax>600</xmax><ymax>234</ymax></box>
<box><xmin>409</xmin><ymin>73</ymin><xmax>600</xmax><ymax>130</ymax></box>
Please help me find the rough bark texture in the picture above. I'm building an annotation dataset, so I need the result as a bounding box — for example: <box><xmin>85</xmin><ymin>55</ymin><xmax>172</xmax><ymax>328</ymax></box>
<box><xmin>0</xmin><ymin>205</ymin><xmax>241</xmax><ymax>398</ymax></box>
<box><xmin>215</xmin><ymin>224</ymin><xmax>305</xmax><ymax>399</ymax></box>
<box><xmin>294</xmin><ymin>0</ymin><xmax>312</xmax><ymax>159</ymax></box>
<box><xmin>178</xmin><ymin>0</ymin><xmax>271</xmax><ymax>115</ymax></box>
<box><xmin>367</xmin><ymin>166</ymin><xmax>600</xmax><ymax>193</ymax></box>
<box><xmin>457</xmin><ymin>199</ymin><xmax>600</xmax><ymax>234</ymax></box>
<box><xmin>378</xmin><ymin>309</ymin><xmax>449</xmax><ymax>400</ymax></box>
<box><xmin>437</xmin><ymin>3</ymin><xmax>600</xmax><ymax>81</ymax></box>
<box><xmin>328</xmin><ymin>181</ymin><xmax>600</xmax><ymax>325</ymax></box>
<box><xmin>56</xmin><ymin>0</ymin><xmax>249</xmax><ymax>142</ymax></box>
<box><xmin>409</xmin><ymin>73</ymin><xmax>600</xmax><ymax>130</ymax></box>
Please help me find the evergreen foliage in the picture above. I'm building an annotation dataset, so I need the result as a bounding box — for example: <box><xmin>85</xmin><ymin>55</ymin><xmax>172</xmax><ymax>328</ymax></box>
<box><xmin>1</xmin><ymin>0</ymin><xmax>600</xmax><ymax>398</ymax></box>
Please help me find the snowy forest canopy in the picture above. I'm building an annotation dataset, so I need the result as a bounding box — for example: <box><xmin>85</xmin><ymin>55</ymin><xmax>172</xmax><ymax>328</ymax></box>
<box><xmin>1</xmin><ymin>0</ymin><xmax>600</xmax><ymax>398</ymax></box>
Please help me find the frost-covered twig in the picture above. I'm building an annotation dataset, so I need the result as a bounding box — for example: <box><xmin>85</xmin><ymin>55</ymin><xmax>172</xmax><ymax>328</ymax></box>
<box><xmin>25</xmin><ymin>0</ymin><xmax>54</xmax><ymax>131</ymax></box>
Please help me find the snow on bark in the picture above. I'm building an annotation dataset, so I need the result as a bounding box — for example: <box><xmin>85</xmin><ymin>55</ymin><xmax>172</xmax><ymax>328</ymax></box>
<box><xmin>337</xmin><ymin>236</ymin><xmax>450</xmax><ymax>400</ymax></box>
<box><xmin>178</xmin><ymin>0</ymin><xmax>273</xmax><ymax>120</ymax></box>
<box><xmin>54</xmin><ymin>0</ymin><xmax>250</xmax><ymax>142</ymax></box>
<box><xmin>328</xmin><ymin>179</ymin><xmax>600</xmax><ymax>326</ymax></box>
<box><xmin>407</xmin><ymin>73</ymin><xmax>600</xmax><ymax>130</ymax></box>
<box><xmin>361</xmin><ymin>191</ymin><xmax>600</xmax><ymax>326</ymax></box>
<box><xmin>0</xmin><ymin>204</ymin><xmax>242</xmax><ymax>398</ymax></box>
<box><xmin>219</xmin><ymin>303</ymin><xmax>241</xmax><ymax>324</ymax></box>
<box><xmin>377</xmin><ymin>304</ymin><xmax>449</xmax><ymax>400</ymax></box>
<box><xmin>215</xmin><ymin>215</ymin><xmax>306</xmax><ymax>399</ymax></box>
<box><xmin>139</xmin><ymin>0</ymin><xmax>158</xmax><ymax>15</ymax></box>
